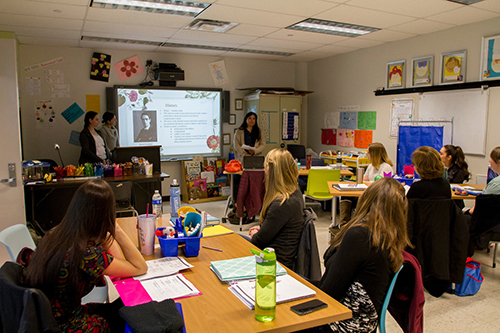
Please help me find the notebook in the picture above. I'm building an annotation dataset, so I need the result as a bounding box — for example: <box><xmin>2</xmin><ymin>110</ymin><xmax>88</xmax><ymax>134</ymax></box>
<box><xmin>243</xmin><ymin>155</ymin><xmax>265</xmax><ymax>170</ymax></box>
<box><xmin>210</xmin><ymin>255</ymin><xmax>287</xmax><ymax>282</ymax></box>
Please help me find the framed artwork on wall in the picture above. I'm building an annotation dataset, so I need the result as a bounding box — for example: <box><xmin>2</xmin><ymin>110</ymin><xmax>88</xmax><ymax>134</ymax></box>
<box><xmin>480</xmin><ymin>34</ymin><xmax>500</xmax><ymax>81</ymax></box>
<box><xmin>411</xmin><ymin>55</ymin><xmax>433</xmax><ymax>87</ymax></box>
<box><xmin>223</xmin><ymin>133</ymin><xmax>231</xmax><ymax>145</ymax></box>
<box><xmin>235</xmin><ymin>98</ymin><xmax>243</xmax><ymax>110</ymax></box>
<box><xmin>386</xmin><ymin>60</ymin><xmax>406</xmax><ymax>89</ymax></box>
<box><xmin>229</xmin><ymin>114</ymin><xmax>236</xmax><ymax>125</ymax></box>
<box><xmin>440</xmin><ymin>50</ymin><xmax>466</xmax><ymax>84</ymax></box>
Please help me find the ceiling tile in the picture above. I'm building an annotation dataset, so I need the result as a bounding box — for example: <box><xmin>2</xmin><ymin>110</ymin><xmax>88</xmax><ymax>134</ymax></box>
<box><xmin>280</xmin><ymin>50</ymin><xmax>336</xmax><ymax>62</ymax></box>
<box><xmin>0</xmin><ymin>0</ymin><xmax>87</xmax><ymax>19</ymax></box>
<box><xmin>86</xmin><ymin>8</ymin><xmax>193</xmax><ymax>29</ymax></box>
<box><xmin>0</xmin><ymin>25</ymin><xmax>80</xmax><ymax>39</ymax></box>
<box><xmin>221</xmin><ymin>51</ymin><xmax>286</xmax><ymax>60</ymax></box>
<box><xmin>81</xmin><ymin>32</ymin><xmax>167</xmax><ymax>43</ymax></box>
<box><xmin>83</xmin><ymin>21</ymin><xmax>177</xmax><ymax>39</ymax></box>
<box><xmin>345</xmin><ymin>0</ymin><xmax>460</xmax><ymax>18</ymax></box>
<box><xmin>213</xmin><ymin>0</ymin><xmax>338</xmax><ymax>17</ymax></box>
<box><xmin>428</xmin><ymin>6</ymin><xmax>499</xmax><ymax>25</ymax></box>
<box><xmin>26</xmin><ymin>0</ymin><xmax>89</xmax><ymax>5</ymax></box>
<box><xmin>472</xmin><ymin>0</ymin><xmax>500</xmax><ymax>13</ymax></box>
<box><xmin>389</xmin><ymin>19</ymin><xmax>455</xmax><ymax>35</ymax></box>
<box><xmin>245</xmin><ymin>37</ymin><xmax>324</xmax><ymax>51</ymax></box>
<box><xmin>197</xmin><ymin>3</ymin><xmax>306</xmax><ymax>28</ymax></box>
<box><xmin>316</xmin><ymin>4</ymin><xmax>416</xmax><ymax>29</ymax></box>
<box><xmin>311</xmin><ymin>44</ymin><xmax>358</xmax><ymax>54</ymax></box>
<box><xmin>18</xmin><ymin>36</ymin><xmax>79</xmax><ymax>47</ymax></box>
<box><xmin>156</xmin><ymin>46</ymin><xmax>226</xmax><ymax>56</ymax></box>
<box><xmin>224</xmin><ymin>24</ymin><xmax>279</xmax><ymax>37</ymax></box>
<box><xmin>235</xmin><ymin>44</ymin><xmax>297</xmax><ymax>55</ymax></box>
<box><xmin>333</xmin><ymin>37</ymin><xmax>385</xmax><ymax>49</ymax></box>
<box><xmin>170</xmin><ymin>29</ymin><xmax>257</xmax><ymax>44</ymax></box>
<box><xmin>166</xmin><ymin>38</ymin><xmax>243</xmax><ymax>48</ymax></box>
<box><xmin>79</xmin><ymin>40</ymin><xmax>160</xmax><ymax>51</ymax></box>
<box><xmin>360</xmin><ymin>29</ymin><xmax>417</xmax><ymax>42</ymax></box>
<box><xmin>0</xmin><ymin>13</ymin><xmax>83</xmax><ymax>30</ymax></box>
<box><xmin>265</xmin><ymin>28</ymin><xmax>349</xmax><ymax>44</ymax></box>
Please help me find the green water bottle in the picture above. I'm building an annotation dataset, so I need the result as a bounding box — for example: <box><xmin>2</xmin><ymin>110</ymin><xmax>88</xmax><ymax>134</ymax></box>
<box><xmin>251</xmin><ymin>247</ymin><xmax>277</xmax><ymax>322</ymax></box>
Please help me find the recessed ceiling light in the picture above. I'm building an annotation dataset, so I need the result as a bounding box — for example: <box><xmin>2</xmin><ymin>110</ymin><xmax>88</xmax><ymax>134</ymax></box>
<box><xmin>287</xmin><ymin>18</ymin><xmax>380</xmax><ymax>37</ymax></box>
<box><xmin>185</xmin><ymin>19</ymin><xmax>238</xmax><ymax>33</ymax></box>
<box><xmin>447</xmin><ymin>0</ymin><xmax>484</xmax><ymax>4</ymax></box>
<box><xmin>90</xmin><ymin>0</ymin><xmax>210</xmax><ymax>17</ymax></box>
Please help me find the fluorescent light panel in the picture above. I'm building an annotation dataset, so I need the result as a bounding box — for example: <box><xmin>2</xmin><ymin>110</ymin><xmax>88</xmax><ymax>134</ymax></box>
<box><xmin>287</xmin><ymin>18</ymin><xmax>380</xmax><ymax>37</ymax></box>
<box><xmin>447</xmin><ymin>0</ymin><xmax>484</xmax><ymax>4</ymax></box>
<box><xmin>90</xmin><ymin>0</ymin><xmax>210</xmax><ymax>16</ymax></box>
<box><xmin>80</xmin><ymin>36</ymin><xmax>294</xmax><ymax>56</ymax></box>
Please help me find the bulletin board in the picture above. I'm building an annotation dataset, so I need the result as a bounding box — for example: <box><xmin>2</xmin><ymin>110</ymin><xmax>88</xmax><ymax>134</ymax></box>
<box><xmin>419</xmin><ymin>89</ymin><xmax>489</xmax><ymax>155</ymax></box>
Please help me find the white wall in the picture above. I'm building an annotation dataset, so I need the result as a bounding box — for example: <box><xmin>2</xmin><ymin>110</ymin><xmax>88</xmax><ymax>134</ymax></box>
<box><xmin>18</xmin><ymin>46</ymin><xmax>297</xmax><ymax>194</ymax></box>
<box><xmin>307</xmin><ymin>16</ymin><xmax>500</xmax><ymax>182</ymax></box>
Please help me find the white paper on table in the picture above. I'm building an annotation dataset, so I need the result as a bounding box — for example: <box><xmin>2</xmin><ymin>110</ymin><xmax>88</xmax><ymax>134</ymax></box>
<box><xmin>134</xmin><ymin>257</ymin><xmax>193</xmax><ymax>281</ymax></box>
<box><xmin>141</xmin><ymin>273</ymin><xmax>200</xmax><ymax>301</ymax></box>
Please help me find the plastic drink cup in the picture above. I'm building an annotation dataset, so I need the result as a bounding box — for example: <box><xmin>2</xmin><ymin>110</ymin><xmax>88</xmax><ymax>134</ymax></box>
<box><xmin>357</xmin><ymin>168</ymin><xmax>364</xmax><ymax>184</ymax></box>
<box><xmin>306</xmin><ymin>155</ymin><xmax>312</xmax><ymax>170</ymax></box>
<box><xmin>137</xmin><ymin>214</ymin><xmax>156</xmax><ymax>255</ymax></box>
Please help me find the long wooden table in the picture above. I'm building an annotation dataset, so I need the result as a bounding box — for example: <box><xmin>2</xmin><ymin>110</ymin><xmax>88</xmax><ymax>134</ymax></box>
<box><xmin>326</xmin><ymin>181</ymin><xmax>486</xmax><ymax>226</ymax></box>
<box><xmin>117</xmin><ymin>217</ymin><xmax>351</xmax><ymax>333</ymax></box>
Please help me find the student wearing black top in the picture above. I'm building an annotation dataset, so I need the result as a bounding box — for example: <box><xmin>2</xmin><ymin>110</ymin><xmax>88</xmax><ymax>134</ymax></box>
<box><xmin>407</xmin><ymin>146</ymin><xmax>451</xmax><ymax>200</ymax></box>
<box><xmin>249</xmin><ymin>149</ymin><xmax>304</xmax><ymax>269</ymax></box>
<box><xmin>312</xmin><ymin>178</ymin><xmax>410</xmax><ymax>333</ymax></box>
<box><xmin>440</xmin><ymin>145</ymin><xmax>470</xmax><ymax>209</ymax></box>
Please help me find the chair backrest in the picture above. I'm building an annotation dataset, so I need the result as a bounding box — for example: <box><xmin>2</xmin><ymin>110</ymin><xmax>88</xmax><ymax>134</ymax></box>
<box><xmin>379</xmin><ymin>265</ymin><xmax>404</xmax><ymax>333</ymax></box>
<box><xmin>305</xmin><ymin>169</ymin><xmax>340</xmax><ymax>198</ymax></box>
<box><xmin>111</xmin><ymin>182</ymin><xmax>134</xmax><ymax>208</ymax></box>
<box><xmin>299</xmin><ymin>158</ymin><xmax>325</xmax><ymax>167</ymax></box>
<box><xmin>469</xmin><ymin>194</ymin><xmax>500</xmax><ymax>239</ymax></box>
<box><xmin>0</xmin><ymin>224</ymin><xmax>37</xmax><ymax>262</ymax></box>
<box><xmin>287</xmin><ymin>144</ymin><xmax>306</xmax><ymax>160</ymax></box>
<box><xmin>293</xmin><ymin>208</ymin><xmax>322</xmax><ymax>282</ymax></box>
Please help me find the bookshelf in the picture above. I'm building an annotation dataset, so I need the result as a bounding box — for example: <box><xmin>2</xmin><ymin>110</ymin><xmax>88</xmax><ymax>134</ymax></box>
<box><xmin>180</xmin><ymin>158</ymin><xmax>230</xmax><ymax>204</ymax></box>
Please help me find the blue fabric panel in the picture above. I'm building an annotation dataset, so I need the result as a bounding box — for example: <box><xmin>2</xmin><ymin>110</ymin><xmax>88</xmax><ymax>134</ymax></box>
<box><xmin>396</xmin><ymin>126</ymin><xmax>443</xmax><ymax>176</ymax></box>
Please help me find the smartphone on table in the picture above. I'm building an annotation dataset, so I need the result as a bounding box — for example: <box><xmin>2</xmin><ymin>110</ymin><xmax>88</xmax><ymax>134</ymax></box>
<box><xmin>290</xmin><ymin>299</ymin><xmax>328</xmax><ymax>315</ymax></box>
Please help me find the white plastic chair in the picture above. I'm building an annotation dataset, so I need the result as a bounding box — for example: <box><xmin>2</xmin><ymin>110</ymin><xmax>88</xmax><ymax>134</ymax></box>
<box><xmin>0</xmin><ymin>223</ymin><xmax>108</xmax><ymax>304</ymax></box>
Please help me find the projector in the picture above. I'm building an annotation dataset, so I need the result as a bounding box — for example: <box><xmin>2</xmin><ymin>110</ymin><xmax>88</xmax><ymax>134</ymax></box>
<box><xmin>157</xmin><ymin>63</ymin><xmax>184</xmax><ymax>86</ymax></box>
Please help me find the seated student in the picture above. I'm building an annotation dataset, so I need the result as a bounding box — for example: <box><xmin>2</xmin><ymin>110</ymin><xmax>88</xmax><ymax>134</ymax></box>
<box><xmin>315</xmin><ymin>178</ymin><xmax>410</xmax><ymax>332</ymax></box>
<box><xmin>469</xmin><ymin>146</ymin><xmax>500</xmax><ymax>214</ymax></box>
<box><xmin>248</xmin><ymin>149</ymin><xmax>304</xmax><ymax>269</ymax></box>
<box><xmin>440</xmin><ymin>144</ymin><xmax>470</xmax><ymax>209</ymax></box>
<box><xmin>407</xmin><ymin>146</ymin><xmax>451</xmax><ymax>200</ymax></box>
<box><xmin>363</xmin><ymin>142</ymin><xmax>394</xmax><ymax>181</ymax></box>
<box><xmin>25</xmin><ymin>179</ymin><xmax>148</xmax><ymax>333</ymax></box>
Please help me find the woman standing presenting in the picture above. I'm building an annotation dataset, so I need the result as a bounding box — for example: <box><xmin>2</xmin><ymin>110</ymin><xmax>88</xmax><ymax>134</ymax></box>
<box><xmin>25</xmin><ymin>180</ymin><xmax>148</xmax><ymax>332</ymax></box>
<box><xmin>363</xmin><ymin>142</ymin><xmax>394</xmax><ymax>181</ymax></box>
<box><xmin>79</xmin><ymin>111</ymin><xmax>107</xmax><ymax>164</ymax></box>
<box><xmin>234</xmin><ymin>112</ymin><xmax>266</xmax><ymax>163</ymax></box>
<box><xmin>100</xmin><ymin>112</ymin><xmax>119</xmax><ymax>161</ymax></box>
<box><xmin>248</xmin><ymin>149</ymin><xmax>304</xmax><ymax>269</ymax></box>
<box><xmin>317</xmin><ymin>178</ymin><xmax>410</xmax><ymax>332</ymax></box>
<box><xmin>440</xmin><ymin>145</ymin><xmax>470</xmax><ymax>184</ymax></box>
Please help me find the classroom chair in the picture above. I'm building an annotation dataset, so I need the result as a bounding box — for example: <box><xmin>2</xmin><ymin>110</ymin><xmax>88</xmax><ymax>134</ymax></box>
<box><xmin>287</xmin><ymin>144</ymin><xmax>306</xmax><ymax>161</ymax></box>
<box><xmin>112</xmin><ymin>182</ymin><xmax>139</xmax><ymax>218</ymax></box>
<box><xmin>0</xmin><ymin>261</ymin><xmax>61</xmax><ymax>332</ymax></box>
<box><xmin>293</xmin><ymin>208</ymin><xmax>321</xmax><ymax>282</ymax></box>
<box><xmin>379</xmin><ymin>265</ymin><xmax>403</xmax><ymax>333</ymax></box>
<box><xmin>304</xmin><ymin>169</ymin><xmax>340</xmax><ymax>222</ymax></box>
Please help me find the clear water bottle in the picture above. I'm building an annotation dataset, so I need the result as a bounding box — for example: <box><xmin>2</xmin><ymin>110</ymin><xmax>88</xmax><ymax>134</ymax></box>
<box><xmin>251</xmin><ymin>247</ymin><xmax>276</xmax><ymax>322</ymax></box>
<box><xmin>336</xmin><ymin>151</ymin><xmax>343</xmax><ymax>169</ymax></box>
<box><xmin>152</xmin><ymin>190</ymin><xmax>162</xmax><ymax>219</ymax></box>
<box><xmin>170</xmin><ymin>179</ymin><xmax>181</xmax><ymax>217</ymax></box>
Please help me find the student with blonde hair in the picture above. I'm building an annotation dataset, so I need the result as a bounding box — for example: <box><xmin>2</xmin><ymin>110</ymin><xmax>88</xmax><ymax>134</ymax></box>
<box><xmin>249</xmin><ymin>148</ymin><xmax>304</xmax><ymax>269</ymax></box>
<box><xmin>363</xmin><ymin>142</ymin><xmax>394</xmax><ymax>181</ymax></box>
<box><xmin>316</xmin><ymin>177</ymin><xmax>410</xmax><ymax>332</ymax></box>
<box><xmin>407</xmin><ymin>146</ymin><xmax>451</xmax><ymax>200</ymax></box>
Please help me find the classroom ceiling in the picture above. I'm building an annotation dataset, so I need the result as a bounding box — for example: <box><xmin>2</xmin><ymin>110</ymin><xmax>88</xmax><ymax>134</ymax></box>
<box><xmin>1</xmin><ymin>0</ymin><xmax>500</xmax><ymax>62</ymax></box>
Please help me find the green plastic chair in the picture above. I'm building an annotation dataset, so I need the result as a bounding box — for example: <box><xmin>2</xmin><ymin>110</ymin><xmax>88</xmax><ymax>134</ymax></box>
<box><xmin>304</xmin><ymin>169</ymin><xmax>341</xmax><ymax>221</ymax></box>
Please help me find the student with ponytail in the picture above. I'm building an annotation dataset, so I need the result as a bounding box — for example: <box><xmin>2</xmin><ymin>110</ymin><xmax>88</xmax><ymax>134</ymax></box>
<box><xmin>440</xmin><ymin>145</ymin><xmax>470</xmax><ymax>184</ymax></box>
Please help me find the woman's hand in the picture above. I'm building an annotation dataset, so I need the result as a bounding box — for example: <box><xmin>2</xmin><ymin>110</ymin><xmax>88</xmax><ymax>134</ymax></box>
<box><xmin>249</xmin><ymin>226</ymin><xmax>260</xmax><ymax>238</ymax></box>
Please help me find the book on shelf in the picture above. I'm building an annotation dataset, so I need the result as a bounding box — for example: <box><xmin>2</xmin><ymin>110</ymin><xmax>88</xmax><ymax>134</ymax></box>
<box><xmin>229</xmin><ymin>274</ymin><xmax>316</xmax><ymax>309</ymax></box>
<box><xmin>210</xmin><ymin>256</ymin><xmax>287</xmax><ymax>283</ymax></box>
<box><xmin>333</xmin><ymin>183</ymin><xmax>368</xmax><ymax>191</ymax></box>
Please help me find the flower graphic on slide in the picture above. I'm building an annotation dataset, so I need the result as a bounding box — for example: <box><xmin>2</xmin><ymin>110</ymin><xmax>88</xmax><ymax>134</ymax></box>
<box><xmin>207</xmin><ymin>135</ymin><xmax>220</xmax><ymax>150</ymax></box>
<box><xmin>129</xmin><ymin>90</ymin><xmax>138</xmax><ymax>102</ymax></box>
<box><xmin>120</xmin><ymin>59</ymin><xmax>137</xmax><ymax>77</ymax></box>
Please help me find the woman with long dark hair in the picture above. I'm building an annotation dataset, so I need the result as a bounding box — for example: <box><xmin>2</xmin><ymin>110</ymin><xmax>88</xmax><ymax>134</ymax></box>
<box><xmin>440</xmin><ymin>144</ymin><xmax>470</xmax><ymax>183</ymax></box>
<box><xmin>79</xmin><ymin>111</ymin><xmax>108</xmax><ymax>164</ymax></box>
<box><xmin>25</xmin><ymin>179</ymin><xmax>148</xmax><ymax>332</ymax></box>
<box><xmin>234</xmin><ymin>112</ymin><xmax>266</xmax><ymax>163</ymax></box>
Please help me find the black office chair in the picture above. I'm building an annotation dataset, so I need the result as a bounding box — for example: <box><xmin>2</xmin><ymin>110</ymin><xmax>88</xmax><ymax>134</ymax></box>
<box><xmin>287</xmin><ymin>144</ymin><xmax>306</xmax><ymax>161</ymax></box>
<box><xmin>0</xmin><ymin>262</ymin><xmax>60</xmax><ymax>332</ymax></box>
<box><xmin>111</xmin><ymin>182</ymin><xmax>139</xmax><ymax>217</ymax></box>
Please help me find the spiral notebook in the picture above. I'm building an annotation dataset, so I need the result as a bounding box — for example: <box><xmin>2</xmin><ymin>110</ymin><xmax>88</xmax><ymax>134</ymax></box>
<box><xmin>210</xmin><ymin>256</ymin><xmax>287</xmax><ymax>282</ymax></box>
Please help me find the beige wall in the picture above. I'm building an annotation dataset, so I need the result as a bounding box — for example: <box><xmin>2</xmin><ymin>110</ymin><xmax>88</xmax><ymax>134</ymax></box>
<box><xmin>307</xmin><ymin>16</ymin><xmax>500</xmax><ymax>182</ymax></box>
<box><xmin>18</xmin><ymin>46</ymin><xmax>297</xmax><ymax>193</ymax></box>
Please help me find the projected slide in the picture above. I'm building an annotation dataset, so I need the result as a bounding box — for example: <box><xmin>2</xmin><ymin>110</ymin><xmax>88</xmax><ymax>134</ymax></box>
<box><xmin>116</xmin><ymin>87</ymin><xmax>221</xmax><ymax>160</ymax></box>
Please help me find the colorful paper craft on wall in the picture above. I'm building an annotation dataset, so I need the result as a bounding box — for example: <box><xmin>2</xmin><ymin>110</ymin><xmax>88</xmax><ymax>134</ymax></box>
<box><xmin>357</xmin><ymin>111</ymin><xmax>376</xmax><ymax>130</ymax></box>
<box><xmin>90</xmin><ymin>53</ymin><xmax>111</xmax><ymax>82</ymax></box>
<box><xmin>61</xmin><ymin>102</ymin><xmax>84</xmax><ymax>124</ymax></box>
<box><xmin>354</xmin><ymin>130</ymin><xmax>373</xmax><ymax>148</ymax></box>
<box><xmin>114</xmin><ymin>55</ymin><xmax>144</xmax><ymax>81</ymax></box>
<box><xmin>339</xmin><ymin>112</ymin><xmax>357</xmax><ymax>129</ymax></box>
<box><xmin>35</xmin><ymin>100</ymin><xmax>55</xmax><ymax>128</ymax></box>
<box><xmin>337</xmin><ymin>129</ymin><xmax>354</xmax><ymax>147</ymax></box>
<box><xmin>321</xmin><ymin>129</ymin><xmax>337</xmax><ymax>145</ymax></box>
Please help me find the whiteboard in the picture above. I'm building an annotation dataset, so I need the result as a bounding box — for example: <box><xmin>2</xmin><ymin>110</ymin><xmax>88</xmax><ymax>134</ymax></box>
<box><xmin>418</xmin><ymin>89</ymin><xmax>489</xmax><ymax>155</ymax></box>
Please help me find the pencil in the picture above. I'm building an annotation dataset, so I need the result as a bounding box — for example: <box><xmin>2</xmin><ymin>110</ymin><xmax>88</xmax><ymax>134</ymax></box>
<box><xmin>202</xmin><ymin>245</ymin><xmax>223</xmax><ymax>252</ymax></box>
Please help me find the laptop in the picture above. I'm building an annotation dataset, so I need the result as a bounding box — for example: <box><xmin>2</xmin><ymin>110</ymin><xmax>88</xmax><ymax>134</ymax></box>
<box><xmin>243</xmin><ymin>155</ymin><xmax>265</xmax><ymax>170</ymax></box>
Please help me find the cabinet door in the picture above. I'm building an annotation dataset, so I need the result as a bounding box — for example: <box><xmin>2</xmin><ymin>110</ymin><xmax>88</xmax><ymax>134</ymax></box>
<box><xmin>259</xmin><ymin>95</ymin><xmax>280</xmax><ymax>155</ymax></box>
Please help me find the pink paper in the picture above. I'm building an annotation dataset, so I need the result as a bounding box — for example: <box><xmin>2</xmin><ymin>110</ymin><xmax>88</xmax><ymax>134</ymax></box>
<box><xmin>337</xmin><ymin>129</ymin><xmax>354</xmax><ymax>147</ymax></box>
<box><xmin>113</xmin><ymin>55</ymin><xmax>144</xmax><ymax>81</ymax></box>
<box><xmin>113</xmin><ymin>278</ymin><xmax>152</xmax><ymax>306</ymax></box>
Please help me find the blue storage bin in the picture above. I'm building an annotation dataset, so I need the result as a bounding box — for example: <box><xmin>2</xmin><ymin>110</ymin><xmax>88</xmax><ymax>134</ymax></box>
<box><xmin>157</xmin><ymin>227</ymin><xmax>202</xmax><ymax>257</ymax></box>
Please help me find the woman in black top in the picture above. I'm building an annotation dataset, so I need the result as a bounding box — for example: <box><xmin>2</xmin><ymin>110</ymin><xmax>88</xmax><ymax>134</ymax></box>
<box><xmin>249</xmin><ymin>149</ymin><xmax>304</xmax><ymax>269</ymax></box>
<box><xmin>79</xmin><ymin>111</ymin><xmax>108</xmax><ymax>165</ymax></box>
<box><xmin>440</xmin><ymin>145</ymin><xmax>470</xmax><ymax>209</ymax></box>
<box><xmin>407</xmin><ymin>146</ymin><xmax>451</xmax><ymax>200</ymax></box>
<box><xmin>316</xmin><ymin>178</ymin><xmax>410</xmax><ymax>332</ymax></box>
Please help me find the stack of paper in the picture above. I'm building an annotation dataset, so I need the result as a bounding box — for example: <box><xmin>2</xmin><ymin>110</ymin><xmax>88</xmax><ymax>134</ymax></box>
<box><xmin>210</xmin><ymin>256</ymin><xmax>287</xmax><ymax>283</ymax></box>
<box><xmin>134</xmin><ymin>257</ymin><xmax>193</xmax><ymax>281</ymax></box>
<box><xmin>229</xmin><ymin>274</ymin><xmax>316</xmax><ymax>309</ymax></box>
<box><xmin>333</xmin><ymin>183</ymin><xmax>368</xmax><ymax>191</ymax></box>
<box><xmin>141</xmin><ymin>273</ymin><xmax>201</xmax><ymax>301</ymax></box>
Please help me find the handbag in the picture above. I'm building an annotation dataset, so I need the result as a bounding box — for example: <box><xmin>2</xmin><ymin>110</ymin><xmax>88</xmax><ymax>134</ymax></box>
<box><xmin>453</xmin><ymin>257</ymin><xmax>483</xmax><ymax>296</ymax></box>
<box><xmin>224</xmin><ymin>159</ymin><xmax>242</xmax><ymax>172</ymax></box>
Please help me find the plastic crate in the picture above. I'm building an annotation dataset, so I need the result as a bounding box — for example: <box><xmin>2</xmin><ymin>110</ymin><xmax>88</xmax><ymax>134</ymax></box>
<box><xmin>157</xmin><ymin>227</ymin><xmax>202</xmax><ymax>257</ymax></box>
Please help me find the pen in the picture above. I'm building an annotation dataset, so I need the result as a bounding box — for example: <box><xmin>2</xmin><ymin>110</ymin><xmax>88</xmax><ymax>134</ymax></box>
<box><xmin>202</xmin><ymin>245</ymin><xmax>223</xmax><ymax>252</ymax></box>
